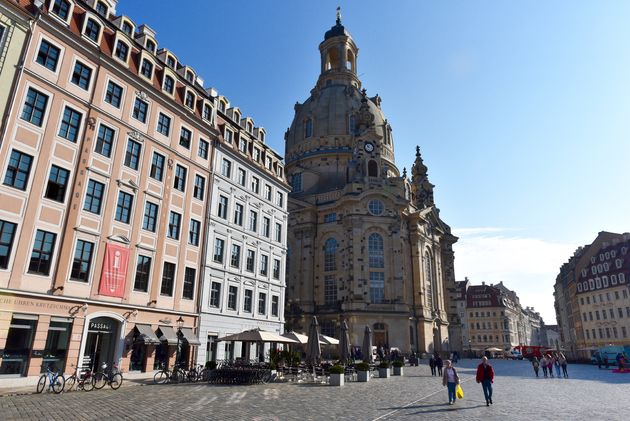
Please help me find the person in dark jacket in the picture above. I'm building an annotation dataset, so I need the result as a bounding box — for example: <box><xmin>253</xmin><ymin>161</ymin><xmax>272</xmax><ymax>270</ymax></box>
<box><xmin>436</xmin><ymin>355</ymin><xmax>443</xmax><ymax>376</ymax></box>
<box><xmin>429</xmin><ymin>355</ymin><xmax>436</xmax><ymax>376</ymax></box>
<box><xmin>476</xmin><ymin>356</ymin><xmax>495</xmax><ymax>406</ymax></box>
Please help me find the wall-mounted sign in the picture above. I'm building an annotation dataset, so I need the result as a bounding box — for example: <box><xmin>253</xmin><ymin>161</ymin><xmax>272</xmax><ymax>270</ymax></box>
<box><xmin>98</xmin><ymin>243</ymin><xmax>130</xmax><ymax>298</ymax></box>
<box><xmin>89</xmin><ymin>320</ymin><xmax>114</xmax><ymax>332</ymax></box>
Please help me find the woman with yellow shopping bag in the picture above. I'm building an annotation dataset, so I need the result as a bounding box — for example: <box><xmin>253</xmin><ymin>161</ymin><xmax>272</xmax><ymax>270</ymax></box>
<box><xmin>442</xmin><ymin>359</ymin><xmax>460</xmax><ymax>405</ymax></box>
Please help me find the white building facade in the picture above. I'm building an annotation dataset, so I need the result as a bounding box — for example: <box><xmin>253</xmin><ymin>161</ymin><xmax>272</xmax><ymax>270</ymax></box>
<box><xmin>197</xmin><ymin>99</ymin><xmax>289</xmax><ymax>364</ymax></box>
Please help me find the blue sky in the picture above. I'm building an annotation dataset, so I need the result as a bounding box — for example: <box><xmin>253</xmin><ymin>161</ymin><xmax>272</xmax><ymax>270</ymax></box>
<box><xmin>118</xmin><ymin>1</ymin><xmax>630</xmax><ymax>322</ymax></box>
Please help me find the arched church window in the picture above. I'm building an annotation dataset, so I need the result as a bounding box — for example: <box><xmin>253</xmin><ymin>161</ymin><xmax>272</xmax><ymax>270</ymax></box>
<box><xmin>325</xmin><ymin>47</ymin><xmax>339</xmax><ymax>70</ymax></box>
<box><xmin>346</xmin><ymin>50</ymin><xmax>355</xmax><ymax>71</ymax></box>
<box><xmin>368</xmin><ymin>233</ymin><xmax>384</xmax><ymax>268</ymax></box>
<box><xmin>304</xmin><ymin>118</ymin><xmax>313</xmax><ymax>138</ymax></box>
<box><xmin>347</xmin><ymin>114</ymin><xmax>356</xmax><ymax>135</ymax></box>
<box><xmin>324</xmin><ymin>238</ymin><xmax>337</xmax><ymax>271</ymax></box>
<box><xmin>368</xmin><ymin>200</ymin><xmax>384</xmax><ymax>216</ymax></box>
<box><xmin>424</xmin><ymin>251</ymin><xmax>436</xmax><ymax>310</ymax></box>
<box><xmin>368</xmin><ymin>160</ymin><xmax>378</xmax><ymax>177</ymax></box>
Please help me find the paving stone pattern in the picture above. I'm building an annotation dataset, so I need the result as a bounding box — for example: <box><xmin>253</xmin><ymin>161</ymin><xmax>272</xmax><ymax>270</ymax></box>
<box><xmin>0</xmin><ymin>359</ymin><xmax>628</xmax><ymax>421</ymax></box>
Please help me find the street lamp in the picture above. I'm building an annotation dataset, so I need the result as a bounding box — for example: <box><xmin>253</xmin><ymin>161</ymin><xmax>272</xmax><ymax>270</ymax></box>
<box><xmin>468</xmin><ymin>339</ymin><xmax>472</xmax><ymax>358</ymax></box>
<box><xmin>176</xmin><ymin>316</ymin><xmax>184</xmax><ymax>366</ymax></box>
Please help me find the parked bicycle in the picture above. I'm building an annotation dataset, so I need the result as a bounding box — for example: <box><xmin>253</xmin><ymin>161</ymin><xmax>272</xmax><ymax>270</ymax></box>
<box><xmin>92</xmin><ymin>362</ymin><xmax>123</xmax><ymax>390</ymax></box>
<box><xmin>36</xmin><ymin>365</ymin><xmax>65</xmax><ymax>394</ymax></box>
<box><xmin>153</xmin><ymin>362</ymin><xmax>188</xmax><ymax>384</ymax></box>
<box><xmin>63</xmin><ymin>364</ymin><xmax>94</xmax><ymax>392</ymax></box>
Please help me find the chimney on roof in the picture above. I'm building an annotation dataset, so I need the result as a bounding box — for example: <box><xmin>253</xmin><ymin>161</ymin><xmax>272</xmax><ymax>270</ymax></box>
<box><xmin>138</xmin><ymin>24</ymin><xmax>157</xmax><ymax>38</ymax></box>
<box><xmin>482</xmin><ymin>281</ymin><xmax>485</xmax><ymax>286</ymax></box>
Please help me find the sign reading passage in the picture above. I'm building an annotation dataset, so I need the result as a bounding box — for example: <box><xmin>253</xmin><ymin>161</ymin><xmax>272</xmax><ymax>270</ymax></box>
<box><xmin>98</xmin><ymin>243</ymin><xmax>129</xmax><ymax>298</ymax></box>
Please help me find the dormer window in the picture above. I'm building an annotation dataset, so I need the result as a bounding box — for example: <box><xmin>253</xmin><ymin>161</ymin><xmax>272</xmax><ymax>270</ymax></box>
<box><xmin>304</xmin><ymin>118</ymin><xmax>313</xmax><ymax>138</ymax></box>
<box><xmin>140</xmin><ymin>58</ymin><xmax>153</xmax><ymax>78</ymax></box>
<box><xmin>238</xmin><ymin>137</ymin><xmax>247</xmax><ymax>153</ymax></box>
<box><xmin>219</xmin><ymin>100</ymin><xmax>226</xmax><ymax>113</ymax></box>
<box><xmin>185</xmin><ymin>91</ymin><xmax>195</xmax><ymax>109</ymax></box>
<box><xmin>95</xmin><ymin>1</ymin><xmax>108</xmax><ymax>17</ymax></box>
<box><xmin>259</xmin><ymin>131</ymin><xmax>265</xmax><ymax>142</ymax></box>
<box><xmin>246</xmin><ymin>121</ymin><xmax>253</xmax><ymax>133</ymax></box>
<box><xmin>186</xmin><ymin>71</ymin><xmax>194</xmax><ymax>82</ymax></box>
<box><xmin>166</xmin><ymin>56</ymin><xmax>176</xmax><ymax>69</ymax></box>
<box><xmin>50</xmin><ymin>0</ymin><xmax>71</xmax><ymax>20</ymax></box>
<box><xmin>146</xmin><ymin>39</ymin><xmax>156</xmax><ymax>53</ymax></box>
<box><xmin>122</xmin><ymin>21</ymin><xmax>133</xmax><ymax>36</ymax></box>
<box><xmin>266</xmin><ymin>156</ymin><xmax>273</xmax><ymax>171</ymax></box>
<box><xmin>224</xmin><ymin>128</ymin><xmax>233</xmax><ymax>144</ymax></box>
<box><xmin>163</xmin><ymin>75</ymin><xmax>174</xmax><ymax>94</ymax></box>
<box><xmin>233</xmin><ymin>112</ymin><xmax>241</xmax><ymax>124</ymax></box>
<box><xmin>114</xmin><ymin>40</ymin><xmax>129</xmax><ymax>62</ymax></box>
<box><xmin>84</xmin><ymin>18</ymin><xmax>101</xmax><ymax>43</ymax></box>
<box><xmin>253</xmin><ymin>147</ymin><xmax>260</xmax><ymax>162</ymax></box>
<box><xmin>202</xmin><ymin>103</ymin><xmax>212</xmax><ymax>121</ymax></box>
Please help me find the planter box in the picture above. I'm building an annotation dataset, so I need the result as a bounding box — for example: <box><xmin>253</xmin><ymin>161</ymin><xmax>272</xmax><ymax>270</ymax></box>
<box><xmin>329</xmin><ymin>373</ymin><xmax>344</xmax><ymax>386</ymax></box>
<box><xmin>393</xmin><ymin>366</ymin><xmax>403</xmax><ymax>376</ymax></box>
<box><xmin>357</xmin><ymin>370</ymin><xmax>370</xmax><ymax>382</ymax></box>
<box><xmin>378</xmin><ymin>368</ymin><xmax>390</xmax><ymax>378</ymax></box>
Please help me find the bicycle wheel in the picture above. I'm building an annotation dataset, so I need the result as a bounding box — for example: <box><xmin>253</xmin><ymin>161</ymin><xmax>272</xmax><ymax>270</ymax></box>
<box><xmin>36</xmin><ymin>375</ymin><xmax>47</xmax><ymax>393</ymax></box>
<box><xmin>82</xmin><ymin>376</ymin><xmax>94</xmax><ymax>391</ymax></box>
<box><xmin>110</xmin><ymin>373</ymin><xmax>123</xmax><ymax>390</ymax></box>
<box><xmin>52</xmin><ymin>375</ymin><xmax>65</xmax><ymax>394</ymax></box>
<box><xmin>64</xmin><ymin>375</ymin><xmax>76</xmax><ymax>392</ymax></box>
<box><xmin>92</xmin><ymin>372</ymin><xmax>107</xmax><ymax>389</ymax></box>
<box><xmin>153</xmin><ymin>370</ymin><xmax>168</xmax><ymax>384</ymax></box>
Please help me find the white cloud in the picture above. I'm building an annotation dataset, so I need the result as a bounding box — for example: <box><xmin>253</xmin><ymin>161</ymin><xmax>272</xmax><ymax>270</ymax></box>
<box><xmin>452</xmin><ymin>228</ymin><xmax>577</xmax><ymax>324</ymax></box>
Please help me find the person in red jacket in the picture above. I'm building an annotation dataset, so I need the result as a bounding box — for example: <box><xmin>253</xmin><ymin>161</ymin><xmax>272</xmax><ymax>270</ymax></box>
<box><xmin>476</xmin><ymin>356</ymin><xmax>495</xmax><ymax>406</ymax></box>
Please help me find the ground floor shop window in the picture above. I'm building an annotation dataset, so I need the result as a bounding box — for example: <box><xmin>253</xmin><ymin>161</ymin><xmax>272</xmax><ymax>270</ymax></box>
<box><xmin>154</xmin><ymin>343</ymin><xmax>168</xmax><ymax>370</ymax></box>
<box><xmin>129</xmin><ymin>341</ymin><xmax>146</xmax><ymax>372</ymax></box>
<box><xmin>42</xmin><ymin>318</ymin><xmax>73</xmax><ymax>373</ymax></box>
<box><xmin>206</xmin><ymin>335</ymin><xmax>218</xmax><ymax>362</ymax></box>
<box><xmin>0</xmin><ymin>315</ymin><xmax>38</xmax><ymax>376</ymax></box>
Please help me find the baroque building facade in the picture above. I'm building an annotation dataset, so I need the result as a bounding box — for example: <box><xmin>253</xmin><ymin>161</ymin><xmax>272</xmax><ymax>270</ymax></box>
<box><xmin>284</xmin><ymin>16</ymin><xmax>458</xmax><ymax>354</ymax></box>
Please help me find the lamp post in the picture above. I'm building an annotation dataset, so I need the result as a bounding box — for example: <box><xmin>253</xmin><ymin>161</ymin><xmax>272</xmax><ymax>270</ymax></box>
<box><xmin>176</xmin><ymin>316</ymin><xmax>184</xmax><ymax>366</ymax></box>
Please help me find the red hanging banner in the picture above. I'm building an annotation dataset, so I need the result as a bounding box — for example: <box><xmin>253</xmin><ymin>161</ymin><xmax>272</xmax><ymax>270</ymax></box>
<box><xmin>98</xmin><ymin>243</ymin><xmax>129</xmax><ymax>298</ymax></box>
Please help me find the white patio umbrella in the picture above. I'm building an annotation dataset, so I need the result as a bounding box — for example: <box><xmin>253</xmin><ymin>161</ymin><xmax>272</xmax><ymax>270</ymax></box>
<box><xmin>339</xmin><ymin>320</ymin><xmax>351</xmax><ymax>364</ymax></box>
<box><xmin>362</xmin><ymin>325</ymin><xmax>373</xmax><ymax>363</ymax></box>
<box><xmin>305</xmin><ymin>317</ymin><xmax>321</xmax><ymax>365</ymax></box>
<box><xmin>217</xmin><ymin>328</ymin><xmax>298</xmax><ymax>344</ymax></box>
<box><xmin>281</xmin><ymin>331</ymin><xmax>309</xmax><ymax>344</ymax></box>
<box><xmin>319</xmin><ymin>334</ymin><xmax>339</xmax><ymax>346</ymax></box>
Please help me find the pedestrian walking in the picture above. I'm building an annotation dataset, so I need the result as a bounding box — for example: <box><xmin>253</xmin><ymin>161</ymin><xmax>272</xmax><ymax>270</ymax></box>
<box><xmin>547</xmin><ymin>355</ymin><xmax>554</xmax><ymax>378</ymax></box>
<box><xmin>554</xmin><ymin>354</ymin><xmax>561</xmax><ymax>377</ymax></box>
<box><xmin>442</xmin><ymin>360</ymin><xmax>460</xmax><ymax>405</ymax></box>
<box><xmin>559</xmin><ymin>353</ymin><xmax>568</xmax><ymax>378</ymax></box>
<box><xmin>532</xmin><ymin>357</ymin><xmax>540</xmax><ymax>378</ymax></box>
<box><xmin>436</xmin><ymin>355</ymin><xmax>443</xmax><ymax>376</ymax></box>
<box><xmin>429</xmin><ymin>355</ymin><xmax>436</xmax><ymax>376</ymax></box>
<box><xmin>596</xmin><ymin>353</ymin><xmax>602</xmax><ymax>370</ymax></box>
<box><xmin>540</xmin><ymin>355</ymin><xmax>548</xmax><ymax>378</ymax></box>
<box><xmin>476</xmin><ymin>356</ymin><xmax>495</xmax><ymax>406</ymax></box>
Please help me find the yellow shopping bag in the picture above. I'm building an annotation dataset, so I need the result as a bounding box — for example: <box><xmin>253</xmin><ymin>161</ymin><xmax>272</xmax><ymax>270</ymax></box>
<box><xmin>456</xmin><ymin>384</ymin><xmax>464</xmax><ymax>399</ymax></box>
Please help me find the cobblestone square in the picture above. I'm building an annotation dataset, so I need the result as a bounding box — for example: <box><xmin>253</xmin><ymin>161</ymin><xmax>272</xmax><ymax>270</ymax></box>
<box><xmin>1</xmin><ymin>360</ymin><xmax>627</xmax><ymax>421</ymax></box>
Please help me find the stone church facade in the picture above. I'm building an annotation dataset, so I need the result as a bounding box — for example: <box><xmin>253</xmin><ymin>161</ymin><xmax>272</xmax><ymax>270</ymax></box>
<box><xmin>284</xmin><ymin>15</ymin><xmax>458</xmax><ymax>354</ymax></box>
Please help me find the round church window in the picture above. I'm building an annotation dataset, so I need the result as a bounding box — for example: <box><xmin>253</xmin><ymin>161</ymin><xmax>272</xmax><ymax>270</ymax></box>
<box><xmin>368</xmin><ymin>199</ymin><xmax>384</xmax><ymax>216</ymax></box>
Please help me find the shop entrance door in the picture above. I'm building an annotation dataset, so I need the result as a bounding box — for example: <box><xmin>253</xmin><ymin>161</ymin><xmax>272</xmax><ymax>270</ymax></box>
<box><xmin>83</xmin><ymin>317</ymin><xmax>120</xmax><ymax>371</ymax></box>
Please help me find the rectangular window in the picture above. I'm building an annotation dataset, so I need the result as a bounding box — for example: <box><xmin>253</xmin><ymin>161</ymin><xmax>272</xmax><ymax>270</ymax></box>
<box><xmin>248</xmin><ymin>211</ymin><xmax>257</xmax><ymax>232</ymax></box>
<box><xmin>246</xmin><ymin>249</ymin><xmax>255</xmax><ymax>272</ymax></box>
<box><xmin>114</xmin><ymin>191</ymin><xmax>133</xmax><ymax>223</ymax></box>
<box><xmin>291</xmin><ymin>173</ymin><xmax>302</xmax><ymax>193</ymax></box>
<box><xmin>189</xmin><ymin>219</ymin><xmax>200</xmax><ymax>246</ymax></box>
<box><xmin>174</xmin><ymin>165</ymin><xmax>186</xmax><ymax>192</ymax></box>
<box><xmin>221</xmin><ymin>158</ymin><xmax>231</xmax><ymax>178</ymax></box>
<box><xmin>124</xmin><ymin>139</ymin><xmax>142</xmax><ymax>170</ymax></box>
<box><xmin>230</xmin><ymin>244</ymin><xmax>241</xmax><ymax>268</ymax></box>
<box><xmin>51</xmin><ymin>0</ymin><xmax>71</xmax><ymax>20</ymax></box>
<box><xmin>238</xmin><ymin>137</ymin><xmax>247</xmax><ymax>153</ymax></box>
<box><xmin>203</xmin><ymin>104</ymin><xmax>212</xmax><ymax>121</ymax></box>
<box><xmin>233</xmin><ymin>203</ymin><xmax>243</xmax><ymax>226</ymax></box>
<box><xmin>179</xmin><ymin>127</ymin><xmax>192</xmax><ymax>149</ymax></box>
<box><xmin>84</xmin><ymin>18</ymin><xmax>101</xmax><ymax>42</ymax></box>
<box><xmin>210</xmin><ymin>282</ymin><xmax>221</xmax><ymax>307</ymax></box>
<box><xmin>95</xmin><ymin>124</ymin><xmax>115</xmax><ymax>157</ymax></box>
<box><xmin>198</xmin><ymin>138</ymin><xmax>209</xmax><ymax>159</ymax></box>
<box><xmin>369</xmin><ymin>272</ymin><xmax>385</xmax><ymax>304</ymax></box>
<box><xmin>21</xmin><ymin>87</ymin><xmax>49</xmax><ymax>127</ymax></box>
<box><xmin>133</xmin><ymin>255</ymin><xmax>151</xmax><ymax>292</ymax></box>
<box><xmin>70</xmin><ymin>239</ymin><xmax>93</xmax><ymax>282</ymax></box>
<box><xmin>58</xmin><ymin>106</ymin><xmax>82</xmax><ymax>142</ymax></box>
<box><xmin>610</xmin><ymin>308</ymin><xmax>615</xmax><ymax>319</ymax></box>
<box><xmin>618</xmin><ymin>308</ymin><xmax>623</xmax><ymax>318</ymax></box>
<box><xmin>193</xmin><ymin>175</ymin><xmax>205</xmax><ymax>201</ymax></box>
<box><xmin>183</xmin><ymin>267</ymin><xmax>195</xmax><ymax>300</ymax></box>
<box><xmin>276</xmin><ymin>192</ymin><xmax>284</xmax><ymax>207</ymax></box>
<box><xmin>238</xmin><ymin>168</ymin><xmax>246</xmax><ymax>186</ymax></box>
<box><xmin>258</xmin><ymin>292</ymin><xmax>267</xmax><ymax>315</ymax></box>
<box><xmin>213</xmin><ymin>238</ymin><xmax>224</xmax><ymax>263</ymax></box>
<box><xmin>264</xmin><ymin>185</ymin><xmax>272</xmax><ymax>201</ymax></box>
<box><xmin>228</xmin><ymin>286</ymin><xmax>238</xmax><ymax>310</ymax></box>
<box><xmin>325</xmin><ymin>275</ymin><xmax>337</xmax><ymax>304</ymax></box>
<box><xmin>623</xmin><ymin>326</ymin><xmax>628</xmax><ymax>338</ymax></box>
<box><xmin>163</xmin><ymin>75</ymin><xmax>174</xmax><ymax>94</ymax></box>
<box><xmin>244</xmin><ymin>289</ymin><xmax>253</xmax><ymax>312</ymax></box>
<box><xmin>105</xmin><ymin>81</ymin><xmax>123</xmax><ymax>108</ymax></box>
<box><xmin>140</xmin><ymin>59</ymin><xmax>153</xmax><ymax>78</ymax></box>
<box><xmin>274</xmin><ymin>223</ymin><xmax>282</xmax><ymax>243</ymax></box>
<box><xmin>324</xmin><ymin>213</ymin><xmax>337</xmax><ymax>223</ymax></box>
<box><xmin>217</xmin><ymin>195</ymin><xmax>228</xmax><ymax>219</ymax></box>
<box><xmin>252</xmin><ymin>148</ymin><xmax>260</xmax><ymax>162</ymax></box>
<box><xmin>224</xmin><ymin>129</ymin><xmax>233</xmax><ymax>144</ymax></box>
<box><xmin>4</xmin><ymin>150</ymin><xmax>33</xmax><ymax>191</ymax></box>
<box><xmin>44</xmin><ymin>165</ymin><xmax>70</xmax><ymax>202</ymax></box>
<box><xmin>0</xmin><ymin>220</ymin><xmax>17</xmax><ymax>269</ymax></box>
<box><xmin>36</xmin><ymin>39</ymin><xmax>61</xmax><ymax>71</ymax></box>
<box><xmin>260</xmin><ymin>254</ymin><xmax>268</xmax><ymax>276</ymax></box>
<box><xmin>251</xmin><ymin>176</ymin><xmax>259</xmax><ymax>194</ymax></box>
<box><xmin>114</xmin><ymin>40</ymin><xmax>129</xmax><ymax>61</ymax></box>
<box><xmin>262</xmin><ymin>217</ymin><xmax>270</xmax><ymax>238</ymax></box>
<box><xmin>83</xmin><ymin>179</ymin><xmax>105</xmax><ymax>214</ymax></box>
<box><xmin>142</xmin><ymin>201</ymin><xmax>159</xmax><ymax>232</ymax></box>
<box><xmin>271</xmin><ymin>295</ymin><xmax>279</xmax><ymax>317</ymax></box>
<box><xmin>29</xmin><ymin>230</ymin><xmax>56</xmax><ymax>275</ymax></box>
<box><xmin>185</xmin><ymin>91</ymin><xmax>195</xmax><ymax>108</ymax></box>
<box><xmin>273</xmin><ymin>258</ymin><xmax>281</xmax><ymax>280</ymax></box>
<box><xmin>168</xmin><ymin>211</ymin><xmax>181</xmax><ymax>240</ymax></box>
<box><xmin>157</xmin><ymin>113</ymin><xmax>171</xmax><ymax>136</ymax></box>
<box><xmin>132</xmin><ymin>98</ymin><xmax>148</xmax><ymax>123</ymax></box>
<box><xmin>160</xmin><ymin>262</ymin><xmax>176</xmax><ymax>296</ymax></box>
<box><xmin>71</xmin><ymin>61</ymin><xmax>92</xmax><ymax>90</ymax></box>
<box><xmin>150</xmin><ymin>152</ymin><xmax>165</xmax><ymax>181</ymax></box>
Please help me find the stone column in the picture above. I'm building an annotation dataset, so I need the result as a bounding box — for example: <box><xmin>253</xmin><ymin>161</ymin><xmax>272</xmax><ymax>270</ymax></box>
<box><xmin>27</xmin><ymin>315</ymin><xmax>50</xmax><ymax>377</ymax></box>
<box><xmin>145</xmin><ymin>344</ymin><xmax>156</xmax><ymax>372</ymax></box>
<box><xmin>0</xmin><ymin>311</ymin><xmax>12</xmax><ymax>368</ymax></box>
<box><xmin>65</xmin><ymin>316</ymin><xmax>86</xmax><ymax>375</ymax></box>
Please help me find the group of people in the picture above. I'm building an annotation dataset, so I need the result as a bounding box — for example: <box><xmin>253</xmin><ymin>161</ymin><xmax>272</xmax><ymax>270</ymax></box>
<box><xmin>440</xmin><ymin>355</ymin><xmax>495</xmax><ymax>406</ymax></box>
<box><xmin>429</xmin><ymin>354</ymin><xmax>443</xmax><ymax>376</ymax></box>
<box><xmin>531</xmin><ymin>353</ymin><xmax>568</xmax><ymax>378</ymax></box>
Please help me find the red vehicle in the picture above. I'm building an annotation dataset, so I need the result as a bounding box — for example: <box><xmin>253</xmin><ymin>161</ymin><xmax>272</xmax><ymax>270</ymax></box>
<box><xmin>514</xmin><ymin>346</ymin><xmax>549</xmax><ymax>359</ymax></box>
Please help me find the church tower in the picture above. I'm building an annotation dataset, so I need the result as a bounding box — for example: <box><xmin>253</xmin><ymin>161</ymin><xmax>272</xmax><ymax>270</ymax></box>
<box><xmin>284</xmin><ymin>11</ymin><xmax>458</xmax><ymax>354</ymax></box>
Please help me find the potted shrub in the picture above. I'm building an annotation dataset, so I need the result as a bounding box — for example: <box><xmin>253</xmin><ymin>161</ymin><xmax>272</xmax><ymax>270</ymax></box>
<box><xmin>392</xmin><ymin>360</ymin><xmax>404</xmax><ymax>376</ymax></box>
<box><xmin>356</xmin><ymin>362</ymin><xmax>370</xmax><ymax>382</ymax></box>
<box><xmin>329</xmin><ymin>364</ymin><xmax>345</xmax><ymax>386</ymax></box>
<box><xmin>378</xmin><ymin>361</ymin><xmax>390</xmax><ymax>378</ymax></box>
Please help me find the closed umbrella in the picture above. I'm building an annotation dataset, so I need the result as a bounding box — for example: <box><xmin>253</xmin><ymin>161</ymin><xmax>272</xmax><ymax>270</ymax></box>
<box><xmin>362</xmin><ymin>325</ymin><xmax>373</xmax><ymax>363</ymax></box>
<box><xmin>339</xmin><ymin>320</ymin><xmax>351</xmax><ymax>364</ymax></box>
<box><xmin>306</xmin><ymin>317</ymin><xmax>321</xmax><ymax>365</ymax></box>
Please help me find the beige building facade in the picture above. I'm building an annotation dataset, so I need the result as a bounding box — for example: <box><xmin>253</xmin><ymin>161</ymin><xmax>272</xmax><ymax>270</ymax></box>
<box><xmin>284</xmin><ymin>16</ymin><xmax>458</xmax><ymax>354</ymax></box>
